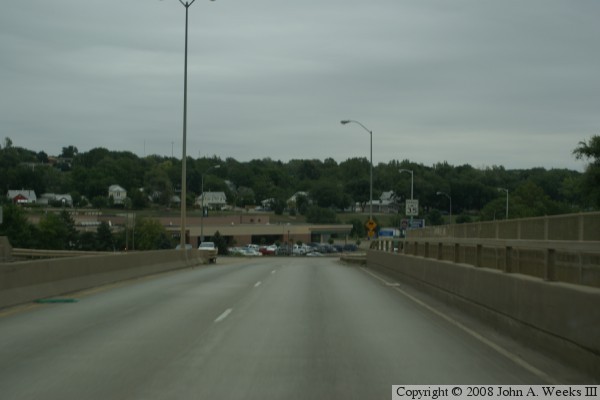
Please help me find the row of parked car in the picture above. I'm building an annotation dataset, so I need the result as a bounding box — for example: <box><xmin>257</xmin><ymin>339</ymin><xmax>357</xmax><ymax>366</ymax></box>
<box><xmin>227</xmin><ymin>243</ymin><xmax>359</xmax><ymax>257</ymax></box>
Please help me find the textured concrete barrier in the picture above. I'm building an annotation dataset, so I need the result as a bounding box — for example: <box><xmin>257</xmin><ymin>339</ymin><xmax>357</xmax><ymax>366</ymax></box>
<box><xmin>367</xmin><ymin>250</ymin><xmax>600</xmax><ymax>378</ymax></box>
<box><xmin>0</xmin><ymin>249</ymin><xmax>206</xmax><ymax>309</ymax></box>
<box><xmin>0</xmin><ymin>237</ymin><xmax>11</xmax><ymax>263</ymax></box>
<box><xmin>339</xmin><ymin>253</ymin><xmax>367</xmax><ymax>265</ymax></box>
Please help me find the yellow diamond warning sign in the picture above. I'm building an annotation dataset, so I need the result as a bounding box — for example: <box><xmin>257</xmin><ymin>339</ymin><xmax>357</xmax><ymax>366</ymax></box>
<box><xmin>365</xmin><ymin>219</ymin><xmax>377</xmax><ymax>231</ymax></box>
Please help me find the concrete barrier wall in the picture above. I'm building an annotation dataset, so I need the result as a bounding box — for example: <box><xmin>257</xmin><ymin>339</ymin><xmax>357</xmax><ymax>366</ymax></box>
<box><xmin>392</xmin><ymin>238</ymin><xmax>600</xmax><ymax>288</ymax></box>
<box><xmin>0</xmin><ymin>249</ymin><xmax>206</xmax><ymax>309</ymax></box>
<box><xmin>0</xmin><ymin>237</ymin><xmax>11</xmax><ymax>263</ymax></box>
<box><xmin>410</xmin><ymin>212</ymin><xmax>600</xmax><ymax>241</ymax></box>
<box><xmin>367</xmin><ymin>250</ymin><xmax>600</xmax><ymax>376</ymax></box>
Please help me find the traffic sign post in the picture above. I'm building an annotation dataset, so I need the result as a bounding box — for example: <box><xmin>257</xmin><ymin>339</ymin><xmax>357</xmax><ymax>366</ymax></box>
<box><xmin>365</xmin><ymin>219</ymin><xmax>377</xmax><ymax>231</ymax></box>
<box><xmin>406</xmin><ymin>199</ymin><xmax>419</xmax><ymax>216</ymax></box>
<box><xmin>365</xmin><ymin>219</ymin><xmax>377</xmax><ymax>239</ymax></box>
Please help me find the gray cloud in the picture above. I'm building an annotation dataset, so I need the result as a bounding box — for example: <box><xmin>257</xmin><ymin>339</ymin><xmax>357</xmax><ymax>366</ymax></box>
<box><xmin>1</xmin><ymin>0</ymin><xmax>598</xmax><ymax>171</ymax></box>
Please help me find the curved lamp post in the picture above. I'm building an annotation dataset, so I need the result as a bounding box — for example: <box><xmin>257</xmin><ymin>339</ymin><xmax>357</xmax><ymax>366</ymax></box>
<box><xmin>175</xmin><ymin>0</ymin><xmax>215</xmax><ymax>249</ymax></box>
<box><xmin>436</xmin><ymin>191</ymin><xmax>452</xmax><ymax>225</ymax></box>
<box><xmin>340</xmin><ymin>120</ymin><xmax>373</xmax><ymax>221</ymax></box>
<box><xmin>200</xmin><ymin>164</ymin><xmax>220</xmax><ymax>242</ymax></box>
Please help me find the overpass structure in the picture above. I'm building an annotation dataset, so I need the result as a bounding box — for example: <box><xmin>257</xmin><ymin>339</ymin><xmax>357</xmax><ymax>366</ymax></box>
<box><xmin>65</xmin><ymin>212</ymin><xmax>353</xmax><ymax>248</ymax></box>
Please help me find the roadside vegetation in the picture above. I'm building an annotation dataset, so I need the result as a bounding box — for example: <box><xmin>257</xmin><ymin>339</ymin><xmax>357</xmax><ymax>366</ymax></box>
<box><xmin>1</xmin><ymin>135</ymin><xmax>598</xmax><ymax>251</ymax></box>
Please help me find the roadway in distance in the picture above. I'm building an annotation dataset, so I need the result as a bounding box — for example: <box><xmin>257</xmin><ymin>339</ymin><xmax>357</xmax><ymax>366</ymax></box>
<box><xmin>0</xmin><ymin>257</ymin><xmax>591</xmax><ymax>399</ymax></box>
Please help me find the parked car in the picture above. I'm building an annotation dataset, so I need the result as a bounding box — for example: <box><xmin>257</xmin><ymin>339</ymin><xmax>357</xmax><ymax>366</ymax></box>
<box><xmin>242</xmin><ymin>246</ymin><xmax>262</xmax><ymax>256</ymax></box>
<box><xmin>198</xmin><ymin>241</ymin><xmax>218</xmax><ymax>263</ymax></box>
<box><xmin>343</xmin><ymin>244</ymin><xmax>358</xmax><ymax>252</ymax></box>
<box><xmin>276</xmin><ymin>245</ymin><xmax>292</xmax><ymax>256</ymax></box>
<box><xmin>259</xmin><ymin>245</ymin><xmax>277</xmax><ymax>256</ymax></box>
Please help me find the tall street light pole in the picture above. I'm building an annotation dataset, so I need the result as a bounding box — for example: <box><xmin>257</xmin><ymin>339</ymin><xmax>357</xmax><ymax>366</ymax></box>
<box><xmin>436</xmin><ymin>191</ymin><xmax>452</xmax><ymax>225</ymax></box>
<box><xmin>340</xmin><ymin>120</ymin><xmax>373</xmax><ymax>221</ymax></box>
<box><xmin>176</xmin><ymin>0</ymin><xmax>214</xmax><ymax>249</ymax></box>
<box><xmin>201</xmin><ymin>164</ymin><xmax>220</xmax><ymax>242</ymax></box>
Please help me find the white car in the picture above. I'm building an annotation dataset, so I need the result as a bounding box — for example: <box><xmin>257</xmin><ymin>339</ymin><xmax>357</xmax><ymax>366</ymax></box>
<box><xmin>198</xmin><ymin>242</ymin><xmax>218</xmax><ymax>263</ymax></box>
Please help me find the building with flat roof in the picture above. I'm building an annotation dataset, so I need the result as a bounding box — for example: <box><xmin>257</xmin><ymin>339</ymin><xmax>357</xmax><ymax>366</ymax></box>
<box><xmin>163</xmin><ymin>214</ymin><xmax>352</xmax><ymax>247</ymax></box>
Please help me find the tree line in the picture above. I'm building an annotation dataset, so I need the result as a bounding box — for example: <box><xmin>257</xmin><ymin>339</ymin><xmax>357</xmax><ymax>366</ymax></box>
<box><xmin>1</xmin><ymin>135</ymin><xmax>599</xmax><ymax>247</ymax></box>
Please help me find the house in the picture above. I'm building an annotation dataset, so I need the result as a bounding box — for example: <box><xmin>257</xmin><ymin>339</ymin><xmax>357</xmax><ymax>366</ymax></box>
<box><xmin>108</xmin><ymin>185</ymin><xmax>127</xmax><ymax>205</ymax></box>
<box><xmin>39</xmin><ymin>193</ymin><xmax>73</xmax><ymax>207</ymax></box>
<box><xmin>287</xmin><ymin>191</ymin><xmax>309</xmax><ymax>208</ymax></box>
<box><xmin>258</xmin><ymin>198</ymin><xmax>276</xmax><ymax>211</ymax></box>
<box><xmin>7</xmin><ymin>190</ymin><xmax>37</xmax><ymax>205</ymax></box>
<box><xmin>359</xmin><ymin>190</ymin><xmax>399</xmax><ymax>213</ymax></box>
<box><xmin>288</xmin><ymin>191</ymin><xmax>309</xmax><ymax>204</ymax></box>
<box><xmin>195</xmin><ymin>192</ymin><xmax>227</xmax><ymax>210</ymax></box>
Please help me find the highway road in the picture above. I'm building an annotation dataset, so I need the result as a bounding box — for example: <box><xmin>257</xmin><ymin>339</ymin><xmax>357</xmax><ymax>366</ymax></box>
<box><xmin>0</xmin><ymin>257</ymin><xmax>589</xmax><ymax>399</ymax></box>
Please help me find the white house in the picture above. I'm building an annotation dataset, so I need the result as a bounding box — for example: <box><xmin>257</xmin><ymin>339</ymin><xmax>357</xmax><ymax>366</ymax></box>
<box><xmin>195</xmin><ymin>191</ymin><xmax>227</xmax><ymax>210</ymax></box>
<box><xmin>357</xmin><ymin>190</ymin><xmax>399</xmax><ymax>213</ymax></box>
<box><xmin>373</xmin><ymin>190</ymin><xmax>398</xmax><ymax>213</ymax></box>
<box><xmin>108</xmin><ymin>185</ymin><xmax>127</xmax><ymax>205</ymax></box>
<box><xmin>39</xmin><ymin>193</ymin><xmax>73</xmax><ymax>207</ymax></box>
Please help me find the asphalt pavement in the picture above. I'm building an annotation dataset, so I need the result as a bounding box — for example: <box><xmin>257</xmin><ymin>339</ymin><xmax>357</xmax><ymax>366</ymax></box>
<box><xmin>0</xmin><ymin>256</ymin><xmax>589</xmax><ymax>399</ymax></box>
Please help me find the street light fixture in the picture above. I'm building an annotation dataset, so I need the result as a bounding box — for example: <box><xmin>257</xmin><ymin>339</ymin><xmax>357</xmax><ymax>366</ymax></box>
<box><xmin>174</xmin><ymin>0</ymin><xmax>215</xmax><ymax>249</ymax></box>
<box><xmin>436</xmin><ymin>191</ymin><xmax>452</xmax><ymax>225</ymax></box>
<box><xmin>498</xmin><ymin>188</ymin><xmax>509</xmax><ymax>219</ymax></box>
<box><xmin>200</xmin><ymin>164</ymin><xmax>220</xmax><ymax>242</ymax></box>
<box><xmin>340</xmin><ymin>119</ymin><xmax>373</xmax><ymax>221</ymax></box>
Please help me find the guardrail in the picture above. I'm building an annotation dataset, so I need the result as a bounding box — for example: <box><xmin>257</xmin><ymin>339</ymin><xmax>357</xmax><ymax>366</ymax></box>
<box><xmin>374</xmin><ymin>238</ymin><xmax>600</xmax><ymax>288</ymax></box>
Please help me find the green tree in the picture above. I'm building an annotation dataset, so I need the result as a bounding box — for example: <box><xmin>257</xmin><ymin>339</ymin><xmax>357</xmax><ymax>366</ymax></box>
<box><xmin>272</xmin><ymin>198</ymin><xmax>286</xmax><ymax>215</ymax></box>
<box><xmin>211</xmin><ymin>231</ymin><xmax>228</xmax><ymax>256</ymax></box>
<box><xmin>573</xmin><ymin>135</ymin><xmax>600</xmax><ymax>162</ymax></box>
<box><xmin>426</xmin><ymin>209</ymin><xmax>444</xmax><ymax>226</ymax></box>
<box><xmin>134</xmin><ymin>218</ymin><xmax>171</xmax><ymax>250</ymax></box>
<box><xmin>310</xmin><ymin>180</ymin><xmax>347</xmax><ymax>209</ymax></box>
<box><xmin>348</xmin><ymin>217</ymin><xmax>366</xmax><ymax>239</ymax></box>
<box><xmin>91</xmin><ymin>196</ymin><xmax>108</xmax><ymax>209</ymax></box>
<box><xmin>236</xmin><ymin>187</ymin><xmax>256</xmax><ymax>207</ymax></box>
<box><xmin>573</xmin><ymin>135</ymin><xmax>600</xmax><ymax>208</ymax></box>
<box><xmin>481</xmin><ymin>181</ymin><xmax>568</xmax><ymax>220</ymax></box>
<box><xmin>129</xmin><ymin>188</ymin><xmax>148</xmax><ymax>209</ymax></box>
<box><xmin>96</xmin><ymin>221</ymin><xmax>115</xmax><ymax>251</ymax></box>
<box><xmin>305</xmin><ymin>206</ymin><xmax>337</xmax><ymax>223</ymax></box>
<box><xmin>61</xmin><ymin>145</ymin><xmax>78</xmax><ymax>158</ymax></box>
<box><xmin>38</xmin><ymin>211</ymin><xmax>78</xmax><ymax>250</ymax></box>
<box><xmin>0</xmin><ymin>205</ymin><xmax>39</xmax><ymax>248</ymax></box>
<box><xmin>294</xmin><ymin>193</ymin><xmax>310</xmax><ymax>215</ymax></box>
<box><xmin>77</xmin><ymin>232</ymin><xmax>97</xmax><ymax>251</ymax></box>
<box><xmin>36</xmin><ymin>151</ymin><xmax>49</xmax><ymax>164</ymax></box>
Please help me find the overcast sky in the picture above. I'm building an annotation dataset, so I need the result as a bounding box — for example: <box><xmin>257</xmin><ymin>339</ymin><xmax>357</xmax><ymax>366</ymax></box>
<box><xmin>1</xmin><ymin>0</ymin><xmax>598</xmax><ymax>171</ymax></box>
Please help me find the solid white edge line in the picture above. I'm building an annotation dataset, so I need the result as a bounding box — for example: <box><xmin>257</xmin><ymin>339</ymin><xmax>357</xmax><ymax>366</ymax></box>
<box><xmin>359</xmin><ymin>267</ymin><xmax>558</xmax><ymax>385</ymax></box>
<box><xmin>214</xmin><ymin>308</ymin><xmax>233</xmax><ymax>323</ymax></box>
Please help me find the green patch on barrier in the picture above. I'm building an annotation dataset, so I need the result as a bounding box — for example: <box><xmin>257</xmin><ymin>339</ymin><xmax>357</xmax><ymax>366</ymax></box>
<box><xmin>34</xmin><ymin>298</ymin><xmax>78</xmax><ymax>304</ymax></box>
